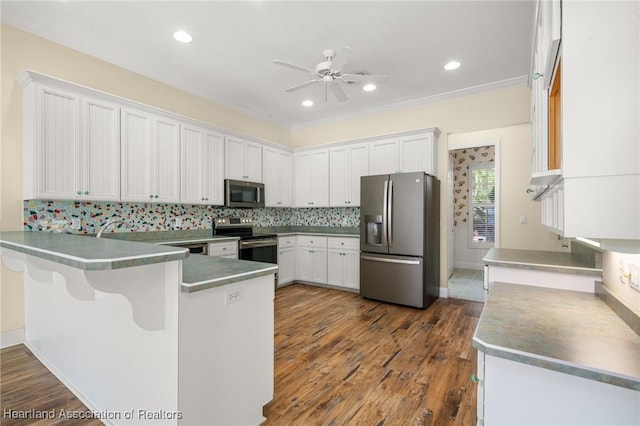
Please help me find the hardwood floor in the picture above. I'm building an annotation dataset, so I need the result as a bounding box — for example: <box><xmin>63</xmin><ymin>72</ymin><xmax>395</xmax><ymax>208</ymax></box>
<box><xmin>0</xmin><ymin>284</ymin><xmax>483</xmax><ymax>425</ymax></box>
<box><xmin>0</xmin><ymin>344</ymin><xmax>103</xmax><ymax>426</ymax></box>
<box><xmin>263</xmin><ymin>284</ymin><xmax>483</xmax><ymax>426</ymax></box>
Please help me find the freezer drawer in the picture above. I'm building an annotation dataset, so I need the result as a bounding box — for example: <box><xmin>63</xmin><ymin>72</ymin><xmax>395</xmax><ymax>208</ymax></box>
<box><xmin>360</xmin><ymin>253</ymin><xmax>425</xmax><ymax>308</ymax></box>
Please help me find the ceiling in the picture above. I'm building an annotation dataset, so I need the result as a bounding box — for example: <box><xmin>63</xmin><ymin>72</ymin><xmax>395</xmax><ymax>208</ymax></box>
<box><xmin>1</xmin><ymin>1</ymin><xmax>535</xmax><ymax>128</ymax></box>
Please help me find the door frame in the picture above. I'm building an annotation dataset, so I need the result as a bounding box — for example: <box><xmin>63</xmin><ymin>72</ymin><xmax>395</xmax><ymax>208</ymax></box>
<box><xmin>447</xmin><ymin>137</ymin><xmax>501</xmax><ymax>272</ymax></box>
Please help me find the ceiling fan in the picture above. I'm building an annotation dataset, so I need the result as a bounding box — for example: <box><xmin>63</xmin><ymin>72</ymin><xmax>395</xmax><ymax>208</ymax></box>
<box><xmin>273</xmin><ymin>46</ymin><xmax>389</xmax><ymax>103</ymax></box>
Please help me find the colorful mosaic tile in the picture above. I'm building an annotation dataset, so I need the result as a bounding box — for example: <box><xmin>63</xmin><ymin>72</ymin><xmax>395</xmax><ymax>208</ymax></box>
<box><xmin>23</xmin><ymin>200</ymin><xmax>361</xmax><ymax>234</ymax></box>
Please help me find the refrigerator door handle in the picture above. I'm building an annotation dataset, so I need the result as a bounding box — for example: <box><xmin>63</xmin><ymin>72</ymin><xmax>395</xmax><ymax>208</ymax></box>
<box><xmin>361</xmin><ymin>255</ymin><xmax>422</xmax><ymax>265</ymax></box>
<box><xmin>388</xmin><ymin>179</ymin><xmax>393</xmax><ymax>247</ymax></box>
<box><xmin>382</xmin><ymin>180</ymin><xmax>389</xmax><ymax>247</ymax></box>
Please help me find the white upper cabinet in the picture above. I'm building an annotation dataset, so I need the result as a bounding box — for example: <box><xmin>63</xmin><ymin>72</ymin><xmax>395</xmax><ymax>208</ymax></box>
<box><xmin>329</xmin><ymin>143</ymin><xmax>369</xmax><ymax>207</ymax></box>
<box><xmin>83</xmin><ymin>97</ymin><xmax>121</xmax><ymax>201</ymax></box>
<box><xmin>24</xmin><ymin>84</ymin><xmax>120</xmax><ymax>201</ymax></box>
<box><xmin>369</xmin><ymin>137</ymin><xmax>400</xmax><ymax>175</ymax></box>
<box><xmin>121</xmin><ymin>107</ymin><xmax>180</xmax><ymax>203</ymax></box>
<box><xmin>531</xmin><ymin>1</ymin><xmax>640</xmax><ymax>245</ymax></box>
<box><xmin>399</xmin><ymin>132</ymin><xmax>437</xmax><ymax>175</ymax></box>
<box><xmin>225</xmin><ymin>136</ymin><xmax>262</xmax><ymax>182</ymax></box>
<box><xmin>181</xmin><ymin>124</ymin><xmax>224</xmax><ymax>205</ymax></box>
<box><xmin>263</xmin><ymin>145</ymin><xmax>293</xmax><ymax>207</ymax></box>
<box><xmin>294</xmin><ymin>149</ymin><xmax>329</xmax><ymax>207</ymax></box>
<box><xmin>369</xmin><ymin>129</ymin><xmax>438</xmax><ymax>176</ymax></box>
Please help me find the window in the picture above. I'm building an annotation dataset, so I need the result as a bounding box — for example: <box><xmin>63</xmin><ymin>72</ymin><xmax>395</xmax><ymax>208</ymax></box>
<box><xmin>469</xmin><ymin>162</ymin><xmax>495</xmax><ymax>247</ymax></box>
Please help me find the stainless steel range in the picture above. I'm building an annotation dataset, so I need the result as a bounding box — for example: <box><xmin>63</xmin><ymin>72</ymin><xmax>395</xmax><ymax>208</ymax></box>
<box><xmin>213</xmin><ymin>217</ymin><xmax>278</xmax><ymax>264</ymax></box>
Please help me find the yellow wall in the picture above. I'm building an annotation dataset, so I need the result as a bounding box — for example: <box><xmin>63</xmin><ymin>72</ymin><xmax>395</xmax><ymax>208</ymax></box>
<box><xmin>1</xmin><ymin>23</ymin><xmax>553</xmax><ymax>334</ymax></box>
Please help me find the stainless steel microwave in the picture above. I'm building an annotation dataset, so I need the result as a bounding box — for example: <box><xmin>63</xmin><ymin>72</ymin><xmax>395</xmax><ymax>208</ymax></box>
<box><xmin>224</xmin><ymin>179</ymin><xmax>265</xmax><ymax>208</ymax></box>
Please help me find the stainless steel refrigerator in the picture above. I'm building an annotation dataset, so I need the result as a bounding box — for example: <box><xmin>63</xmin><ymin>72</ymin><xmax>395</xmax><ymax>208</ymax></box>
<box><xmin>360</xmin><ymin>172</ymin><xmax>440</xmax><ymax>308</ymax></box>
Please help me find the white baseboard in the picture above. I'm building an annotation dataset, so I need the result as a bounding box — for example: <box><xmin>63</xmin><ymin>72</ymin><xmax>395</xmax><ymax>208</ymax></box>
<box><xmin>439</xmin><ymin>287</ymin><xmax>449</xmax><ymax>298</ymax></box>
<box><xmin>1</xmin><ymin>328</ymin><xmax>25</xmax><ymax>349</ymax></box>
<box><xmin>454</xmin><ymin>261</ymin><xmax>484</xmax><ymax>271</ymax></box>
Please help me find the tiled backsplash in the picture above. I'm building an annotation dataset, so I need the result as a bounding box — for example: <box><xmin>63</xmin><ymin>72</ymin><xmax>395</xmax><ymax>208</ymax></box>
<box><xmin>23</xmin><ymin>200</ymin><xmax>360</xmax><ymax>234</ymax></box>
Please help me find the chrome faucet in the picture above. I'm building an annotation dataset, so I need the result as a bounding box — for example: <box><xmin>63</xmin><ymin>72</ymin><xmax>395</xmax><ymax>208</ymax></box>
<box><xmin>96</xmin><ymin>218</ymin><xmax>132</xmax><ymax>238</ymax></box>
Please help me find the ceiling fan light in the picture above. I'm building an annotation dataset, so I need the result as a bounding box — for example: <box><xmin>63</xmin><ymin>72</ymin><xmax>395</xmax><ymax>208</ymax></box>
<box><xmin>444</xmin><ymin>61</ymin><xmax>461</xmax><ymax>71</ymax></box>
<box><xmin>302</xmin><ymin>100</ymin><xmax>314</xmax><ymax>107</ymax></box>
<box><xmin>363</xmin><ymin>83</ymin><xmax>376</xmax><ymax>92</ymax></box>
<box><xmin>173</xmin><ymin>30</ymin><xmax>193</xmax><ymax>43</ymax></box>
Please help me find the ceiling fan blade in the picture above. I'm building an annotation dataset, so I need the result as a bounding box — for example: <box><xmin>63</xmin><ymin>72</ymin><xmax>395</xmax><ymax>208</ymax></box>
<box><xmin>341</xmin><ymin>73</ymin><xmax>389</xmax><ymax>84</ymax></box>
<box><xmin>330</xmin><ymin>82</ymin><xmax>349</xmax><ymax>103</ymax></box>
<box><xmin>285</xmin><ymin>79</ymin><xmax>321</xmax><ymax>92</ymax></box>
<box><xmin>330</xmin><ymin>46</ymin><xmax>354</xmax><ymax>72</ymax></box>
<box><xmin>273</xmin><ymin>60</ymin><xmax>315</xmax><ymax>74</ymax></box>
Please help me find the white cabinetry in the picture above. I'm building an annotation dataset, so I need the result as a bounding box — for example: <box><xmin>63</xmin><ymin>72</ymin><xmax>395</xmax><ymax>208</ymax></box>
<box><xmin>181</xmin><ymin>124</ymin><xmax>224</xmax><ymax>205</ymax></box>
<box><xmin>478</xmin><ymin>352</ymin><xmax>639</xmax><ymax>426</ymax></box>
<box><xmin>121</xmin><ymin>107</ymin><xmax>180</xmax><ymax>203</ymax></box>
<box><xmin>399</xmin><ymin>132</ymin><xmax>437</xmax><ymax>175</ymax></box>
<box><xmin>327</xmin><ymin>237</ymin><xmax>360</xmax><ymax>290</ymax></box>
<box><xmin>23</xmin><ymin>84</ymin><xmax>120</xmax><ymax>201</ymax></box>
<box><xmin>208</xmin><ymin>240</ymin><xmax>238</xmax><ymax>259</ymax></box>
<box><xmin>369</xmin><ymin>130</ymin><xmax>439</xmax><ymax>176</ymax></box>
<box><xmin>277</xmin><ymin>236</ymin><xmax>296</xmax><ymax>286</ymax></box>
<box><xmin>329</xmin><ymin>143</ymin><xmax>368</xmax><ymax>207</ymax></box>
<box><xmin>225</xmin><ymin>136</ymin><xmax>262</xmax><ymax>182</ymax></box>
<box><xmin>263</xmin><ymin>146</ymin><xmax>293</xmax><ymax>207</ymax></box>
<box><xmin>369</xmin><ymin>137</ymin><xmax>400</xmax><ymax>175</ymax></box>
<box><xmin>531</xmin><ymin>1</ymin><xmax>640</xmax><ymax>246</ymax></box>
<box><xmin>296</xmin><ymin>236</ymin><xmax>327</xmax><ymax>283</ymax></box>
<box><xmin>294</xmin><ymin>149</ymin><xmax>329</xmax><ymax>207</ymax></box>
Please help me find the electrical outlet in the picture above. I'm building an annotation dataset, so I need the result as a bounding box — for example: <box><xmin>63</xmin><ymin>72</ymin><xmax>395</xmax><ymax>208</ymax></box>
<box><xmin>619</xmin><ymin>260</ymin><xmax>628</xmax><ymax>284</ymax></box>
<box><xmin>175</xmin><ymin>217</ymin><xmax>182</xmax><ymax>228</ymax></box>
<box><xmin>629</xmin><ymin>263</ymin><xmax>640</xmax><ymax>292</ymax></box>
<box><xmin>225</xmin><ymin>288</ymin><xmax>243</xmax><ymax>305</ymax></box>
<box><xmin>71</xmin><ymin>218</ymin><xmax>81</xmax><ymax>230</ymax></box>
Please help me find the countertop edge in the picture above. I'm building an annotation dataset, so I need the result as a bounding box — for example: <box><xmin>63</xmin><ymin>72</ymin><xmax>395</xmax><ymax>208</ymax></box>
<box><xmin>483</xmin><ymin>258</ymin><xmax>602</xmax><ymax>276</ymax></box>
<box><xmin>181</xmin><ymin>265</ymin><xmax>278</xmax><ymax>293</ymax></box>
<box><xmin>0</xmin><ymin>239</ymin><xmax>188</xmax><ymax>271</ymax></box>
<box><xmin>472</xmin><ymin>336</ymin><xmax>640</xmax><ymax>391</ymax></box>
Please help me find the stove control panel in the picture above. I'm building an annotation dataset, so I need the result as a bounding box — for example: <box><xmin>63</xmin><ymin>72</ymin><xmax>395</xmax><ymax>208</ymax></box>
<box><xmin>214</xmin><ymin>216</ymin><xmax>253</xmax><ymax>228</ymax></box>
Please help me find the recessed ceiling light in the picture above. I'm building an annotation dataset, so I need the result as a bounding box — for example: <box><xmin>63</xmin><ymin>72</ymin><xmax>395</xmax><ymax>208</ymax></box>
<box><xmin>444</xmin><ymin>61</ymin><xmax>461</xmax><ymax>71</ymax></box>
<box><xmin>302</xmin><ymin>100</ymin><xmax>313</xmax><ymax>107</ymax></box>
<box><xmin>363</xmin><ymin>84</ymin><xmax>377</xmax><ymax>92</ymax></box>
<box><xmin>173</xmin><ymin>30</ymin><xmax>193</xmax><ymax>43</ymax></box>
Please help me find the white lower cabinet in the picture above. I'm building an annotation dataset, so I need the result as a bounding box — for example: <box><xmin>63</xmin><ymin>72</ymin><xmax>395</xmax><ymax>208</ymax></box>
<box><xmin>296</xmin><ymin>236</ymin><xmax>328</xmax><ymax>284</ymax></box>
<box><xmin>208</xmin><ymin>240</ymin><xmax>238</xmax><ymax>259</ymax></box>
<box><xmin>277</xmin><ymin>236</ymin><xmax>296</xmax><ymax>286</ymax></box>
<box><xmin>477</xmin><ymin>352</ymin><xmax>640</xmax><ymax>426</ymax></box>
<box><xmin>327</xmin><ymin>237</ymin><xmax>360</xmax><ymax>290</ymax></box>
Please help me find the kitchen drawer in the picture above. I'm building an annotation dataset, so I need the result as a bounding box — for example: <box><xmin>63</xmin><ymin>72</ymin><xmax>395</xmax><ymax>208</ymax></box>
<box><xmin>208</xmin><ymin>241</ymin><xmax>238</xmax><ymax>258</ymax></box>
<box><xmin>278</xmin><ymin>236</ymin><xmax>296</xmax><ymax>249</ymax></box>
<box><xmin>327</xmin><ymin>237</ymin><xmax>359</xmax><ymax>250</ymax></box>
<box><xmin>296</xmin><ymin>235</ymin><xmax>327</xmax><ymax>248</ymax></box>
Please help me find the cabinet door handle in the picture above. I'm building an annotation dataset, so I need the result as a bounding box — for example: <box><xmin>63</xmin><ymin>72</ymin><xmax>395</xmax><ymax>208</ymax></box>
<box><xmin>77</xmin><ymin>191</ymin><xmax>82</xmax><ymax>195</ymax></box>
<box><xmin>471</xmin><ymin>374</ymin><xmax>480</xmax><ymax>383</ymax></box>
<box><xmin>84</xmin><ymin>191</ymin><xmax>89</xmax><ymax>195</ymax></box>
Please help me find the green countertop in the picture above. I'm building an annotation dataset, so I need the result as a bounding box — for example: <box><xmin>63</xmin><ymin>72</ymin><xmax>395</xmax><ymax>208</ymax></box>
<box><xmin>1</xmin><ymin>231</ymin><xmax>278</xmax><ymax>292</ymax></box>
<box><xmin>181</xmin><ymin>256</ymin><xmax>278</xmax><ymax>293</ymax></box>
<box><xmin>473</xmin><ymin>282</ymin><xmax>640</xmax><ymax>390</ymax></box>
<box><xmin>483</xmin><ymin>248</ymin><xmax>602</xmax><ymax>275</ymax></box>
<box><xmin>0</xmin><ymin>231</ymin><xmax>188</xmax><ymax>270</ymax></box>
<box><xmin>96</xmin><ymin>229</ymin><xmax>239</xmax><ymax>245</ymax></box>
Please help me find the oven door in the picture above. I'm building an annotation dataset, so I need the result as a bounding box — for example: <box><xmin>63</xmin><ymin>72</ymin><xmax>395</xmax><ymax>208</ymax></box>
<box><xmin>238</xmin><ymin>238</ymin><xmax>277</xmax><ymax>264</ymax></box>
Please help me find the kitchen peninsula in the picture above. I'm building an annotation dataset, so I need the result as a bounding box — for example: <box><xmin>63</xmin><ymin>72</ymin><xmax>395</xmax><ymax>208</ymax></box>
<box><xmin>0</xmin><ymin>231</ymin><xmax>277</xmax><ymax>426</ymax></box>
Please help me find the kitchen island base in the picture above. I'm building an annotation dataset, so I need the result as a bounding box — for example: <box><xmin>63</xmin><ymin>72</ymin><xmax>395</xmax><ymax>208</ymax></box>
<box><xmin>1</xmin><ymin>248</ymin><xmax>274</xmax><ymax>425</ymax></box>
